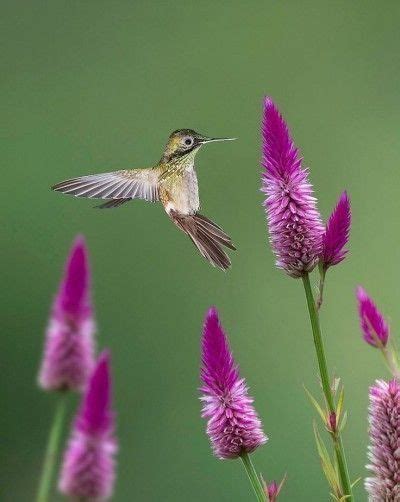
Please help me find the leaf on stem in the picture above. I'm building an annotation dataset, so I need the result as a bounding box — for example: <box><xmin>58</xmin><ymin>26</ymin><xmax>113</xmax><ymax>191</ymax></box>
<box><xmin>313</xmin><ymin>423</ymin><xmax>342</xmax><ymax>499</ymax></box>
<box><xmin>304</xmin><ymin>385</ymin><xmax>327</xmax><ymax>423</ymax></box>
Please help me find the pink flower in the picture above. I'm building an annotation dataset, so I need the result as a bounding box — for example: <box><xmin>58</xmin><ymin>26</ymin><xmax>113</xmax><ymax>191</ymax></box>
<box><xmin>321</xmin><ymin>191</ymin><xmax>351</xmax><ymax>268</ymax></box>
<box><xmin>356</xmin><ymin>286</ymin><xmax>389</xmax><ymax>347</ymax></box>
<box><xmin>365</xmin><ymin>379</ymin><xmax>400</xmax><ymax>501</ymax></box>
<box><xmin>261</xmin><ymin>97</ymin><xmax>324</xmax><ymax>278</ymax></box>
<box><xmin>262</xmin><ymin>475</ymin><xmax>286</xmax><ymax>502</ymax></box>
<box><xmin>38</xmin><ymin>236</ymin><xmax>95</xmax><ymax>391</ymax></box>
<box><xmin>59</xmin><ymin>351</ymin><xmax>117</xmax><ymax>500</ymax></box>
<box><xmin>200</xmin><ymin>307</ymin><xmax>267</xmax><ymax>459</ymax></box>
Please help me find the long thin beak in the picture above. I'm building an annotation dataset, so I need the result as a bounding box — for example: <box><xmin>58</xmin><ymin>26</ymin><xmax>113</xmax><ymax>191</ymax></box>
<box><xmin>201</xmin><ymin>136</ymin><xmax>237</xmax><ymax>144</ymax></box>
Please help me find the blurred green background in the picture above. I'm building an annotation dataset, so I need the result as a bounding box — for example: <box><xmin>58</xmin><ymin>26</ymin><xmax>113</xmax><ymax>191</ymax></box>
<box><xmin>2</xmin><ymin>1</ymin><xmax>400</xmax><ymax>500</ymax></box>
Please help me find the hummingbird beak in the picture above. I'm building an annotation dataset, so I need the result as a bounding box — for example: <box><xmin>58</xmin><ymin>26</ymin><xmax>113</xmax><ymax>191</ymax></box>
<box><xmin>200</xmin><ymin>136</ymin><xmax>237</xmax><ymax>144</ymax></box>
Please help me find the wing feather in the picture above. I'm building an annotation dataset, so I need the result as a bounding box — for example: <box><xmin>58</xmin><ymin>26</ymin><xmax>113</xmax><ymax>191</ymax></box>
<box><xmin>52</xmin><ymin>169</ymin><xmax>160</xmax><ymax>202</ymax></box>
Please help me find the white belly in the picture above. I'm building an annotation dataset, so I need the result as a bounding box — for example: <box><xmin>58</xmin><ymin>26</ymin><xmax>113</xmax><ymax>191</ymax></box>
<box><xmin>165</xmin><ymin>167</ymin><xmax>199</xmax><ymax>215</ymax></box>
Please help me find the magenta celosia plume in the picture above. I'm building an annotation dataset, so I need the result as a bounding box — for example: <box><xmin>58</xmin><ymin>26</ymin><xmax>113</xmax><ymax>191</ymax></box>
<box><xmin>321</xmin><ymin>191</ymin><xmax>351</xmax><ymax>268</ymax></box>
<box><xmin>365</xmin><ymin>379</ymin><xmax>400</xmax><ymax>501</ymax></box>
<box><xmin>200</xmin><ymin>307</ymin><xmax>267</xmax><ymax>459</ymax></box>
<box><xmin>59</xmin><ymin>351</ymin><xmax>117</xmax><ymax>500</ymax></box>
<box><xmin>261</xmin><ymin>97</ymin><xmax>324</xmax><ymax>278</ymax></box>
<box><xmin>356</xmin><ymin>286</ymin><xmax>389</xmax><ymax>347</ymax></box>
<box><xmin>38</xmin><ymin>236</ymin><xmax>95</xmax><ymax>391</ymax></box>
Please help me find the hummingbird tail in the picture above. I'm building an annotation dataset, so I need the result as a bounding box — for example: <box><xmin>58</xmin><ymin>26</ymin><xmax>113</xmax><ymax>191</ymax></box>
<box><xmin>170</xmin><ymin>211</ymin><xmax>236</xmax><ymax>271</ymax></box>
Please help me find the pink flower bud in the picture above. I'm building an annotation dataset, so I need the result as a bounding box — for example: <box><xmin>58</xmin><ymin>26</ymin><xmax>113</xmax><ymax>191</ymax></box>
<box><xmin>356</xmin><ymin>286</ymin><xmax>389</xmax><ymax>347</ymax></box>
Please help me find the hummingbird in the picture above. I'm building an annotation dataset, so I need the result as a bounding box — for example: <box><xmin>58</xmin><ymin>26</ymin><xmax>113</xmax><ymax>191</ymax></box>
<box><xmin>52</xmin><ymin>129</ymin><xmax>236</xmax><ymax>270</ymax></box>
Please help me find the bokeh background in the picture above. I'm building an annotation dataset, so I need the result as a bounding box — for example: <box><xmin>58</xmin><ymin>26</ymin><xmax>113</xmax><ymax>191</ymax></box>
<box><xmin>2</xmin><ymin>1</ymin><xmax>400</xmax><ymax>500</ymax></box>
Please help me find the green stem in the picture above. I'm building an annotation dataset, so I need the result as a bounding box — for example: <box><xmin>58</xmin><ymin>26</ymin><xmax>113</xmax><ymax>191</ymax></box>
<box><xmin>302</xmin><ymin>273</ymin><xmax>353</xmax><ymax>501</ymax></box>
<box><xmin>240</xmin><ymin>452</ymin><xmax>266</xmax><ymax>502</ymax></box>
<box><xmin>316</xmin><ymin>265</ymin><xmax>327</xmax><ymax>310</ymax></box>
<box><xmin>36</xmin><ymin>393</ymin><xmax>68</xmax><ymax>502</ymax></box>
<box><xmin>381</xmin><ymin>345</ymin><xmax>400</xmax><ymax>380</ymax></box>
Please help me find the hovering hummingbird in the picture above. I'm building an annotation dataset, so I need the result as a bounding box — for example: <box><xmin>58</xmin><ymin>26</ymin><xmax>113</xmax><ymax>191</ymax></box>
<box><xmin>52</xmin><ymin>129</ymin><xmax>236</xmax><ymax>270</ymax></box>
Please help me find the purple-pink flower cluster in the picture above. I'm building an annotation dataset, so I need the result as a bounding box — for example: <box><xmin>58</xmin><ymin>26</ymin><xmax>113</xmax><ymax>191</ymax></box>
<box><xmin>356</xmin><ymin>286</ymin><xmax>389</xmax><ymax>347</ymax></box>
<box><xmin>38</xmin><ymin>236</ymin><xmax>95</xmax><ymax>391</ymax></box>
<box><xmin>321</xmin><ymin>191</ymin><xmax>351</xmax><ymax>269</ymax></box>
<box><xmin>200</xmin><ymin>307</ymin><xmax>267</xmax><ymax>459</ymax></box>
<box><xmin>59</xmin><ymin>351</ymin><xmax>117</xmax><ymax>500</ymax></box>
<box><xmin>365</xmin><ymin>379</ymin><xmax>400</xmax><ymax>501</ymax></box>
<box><xmin>261</xmin><ymin>98</ymin><xmax>351</xmax><ymax>277</ymax></box>
<box><xmin>261</xmin><ymin>97</ymin><xmax>324</xmax><ymax>278</ymax></box>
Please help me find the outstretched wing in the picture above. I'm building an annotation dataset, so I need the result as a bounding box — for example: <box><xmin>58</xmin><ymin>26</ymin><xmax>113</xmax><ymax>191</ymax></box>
<box><xmin>52</xmin><ymin>169</ymin><xmax>160</xmax><ymax>202</ymax></box>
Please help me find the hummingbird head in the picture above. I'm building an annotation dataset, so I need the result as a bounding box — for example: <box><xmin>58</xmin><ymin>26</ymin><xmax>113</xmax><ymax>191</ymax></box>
<box><xmin>161</xmin><ymin>129</ymin><xmax>235</xmax><ymax>163</ymax></box>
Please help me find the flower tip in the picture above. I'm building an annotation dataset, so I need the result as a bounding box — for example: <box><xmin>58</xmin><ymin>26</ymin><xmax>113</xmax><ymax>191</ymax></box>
<box><xmin>263</xmin><ymin>96</ymin><xmax>275</xmax><ymax>108</ymax></box>
<box><xmin>98</xmin><ymin>348</ymin><xmax>111</xmax><ymax>367</ymax></box>
<box><xmin>338</xmin><ymin>190</ymin><xmax>350</xmax><ymax>210</ymax></box>
<box><xmin>206</xmin><ymin>306</ymin><xmax>219</xmax><ymax>320</ymax></box>
<box><xmin>68</xmin><ymin>236</ymin><xmax>89</xmax><ymax>276</ymax></box>
<box><xmin>356</xmin><ymin>285</ymin><xmax>366</xmax><ymax>300</ymax></box>
<box><xmin>59</xmin><ymin>235</ymin><xmax>91</xmax><ymax>317</ymax></box>
<box><xmin>263</xmin><ymin>96</ymin><xmax>281</xmax><ymax>121</ymax></box>
<box><xmin>72</xmin><ymin>233</ymin><xmax>87</xmax><ymax>248</ymax></box>
<box><xmin>69</xmin><ymin>234</ymin><xmax>88</xmax><ymax>262</ymax></box>
<box><xmin>77</xmin><ymin>350</ymin><xmax>113</xmax><ymax>436</ymax></box>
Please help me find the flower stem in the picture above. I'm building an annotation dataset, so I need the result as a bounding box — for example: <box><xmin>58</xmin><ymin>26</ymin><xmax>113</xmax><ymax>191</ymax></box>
<box><xmin>36</xmin><ymin>393</ymin><xmax>68</xmax><ymax>502</ymax></box>
<box><xmin>240</xmin><ymin>452</ymin><xmax>266</xmax><ymax>501</ymax></box>
<box><xmin>302</xmin><ymin>273</ymin><xmax>353</xmax><ymax>501</ymax></box>
<box><xmin>381</xmin><ymin>345</ymin><xmax>400</xmax><ymax>380</ymax></box>
<box><xmin>316</xmin><ymin>265</ymin><xmax>327</xmax><ymax>310</ymax></box>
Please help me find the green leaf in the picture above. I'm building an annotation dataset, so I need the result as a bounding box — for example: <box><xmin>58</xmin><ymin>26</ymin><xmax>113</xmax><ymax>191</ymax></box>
<box><xmin>339</xmin><ymin>411</ymin><xmax>348</xmax><ymax>432</ymax></box>
<box><xmin>336</xmin><ymin>386</ymin><xmax>345</xmax><ymax>420</ymax></box>
<box><xmin>351</xmin><ymin>477</ymin><xmax>362</xmax><ymax>489</ymax></box>
<box><xmin>313</xmin><ymin>423</ymin><xmax>341</xmax><ymax>497</ymax></box>
<box><xmin>304</xmin><ymin>385</ymin><xmax>327</xmax><ymax>423</ymax></box>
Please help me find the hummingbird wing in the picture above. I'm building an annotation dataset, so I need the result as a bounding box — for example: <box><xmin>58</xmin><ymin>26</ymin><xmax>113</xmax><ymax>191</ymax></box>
<box><xmin>52</xmin><ymin>169</ymin><xmax>160</xmax><ymax>202</ymax></box>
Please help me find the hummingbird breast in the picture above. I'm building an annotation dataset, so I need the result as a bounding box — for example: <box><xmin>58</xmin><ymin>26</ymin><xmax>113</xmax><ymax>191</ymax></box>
<box><xmin>159</xmin><ymin>164</ymin><xmax>200</xmax><ymax>215</ymax></box>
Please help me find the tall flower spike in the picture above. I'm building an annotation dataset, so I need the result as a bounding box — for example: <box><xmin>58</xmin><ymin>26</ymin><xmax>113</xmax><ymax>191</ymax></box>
<box><xmin>356</xmin><ymin>286</ymin><xmax>389</xmax><ymax>347</ymax></box>
<box><xmin>321</xmin><ymin>191</ymin><xmax>351</xmax><ymax>269</ymax></box>
<box><xmin>38</xmin><ymin>236</ymin><xmax>95</xmax><ymax>391</ymax></box>
<box><xmin>261</xmin><ymin>97</ymin><xmax>324</xmax><ymax>278</ymax></box>
<box><xmin>59</xmin><ymin>351</ymin><xmax>117</xmax><ymax>500</ymax></box>
<box><xmin>200</xmin><ymin>307</ymin><xmax>267</xmax><ymax>459</ymax></box>
<box><xmin>365</xmin><ymin>379</ymin><xmax>400</xmax><ymax>501</ymax></box>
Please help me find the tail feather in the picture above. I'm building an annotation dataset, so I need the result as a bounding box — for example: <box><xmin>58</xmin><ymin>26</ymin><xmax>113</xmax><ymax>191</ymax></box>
<box><xmin>170</xmin><ymin>211</ymin><xmax>235</xmax><ymax>270</ymax></box>
<box><xmin>194</xmin><ymin>214</ymin><xmax>236</xmax><ymax>250</ymax></box>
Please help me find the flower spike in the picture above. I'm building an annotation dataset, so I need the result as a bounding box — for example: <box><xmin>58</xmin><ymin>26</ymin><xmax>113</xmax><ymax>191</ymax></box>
<box><xmin>261</xmin><ymin>97</ymin><xmax>324</xmax><ymax>278</ymax></box>
<box><xmin>321</xmin><ymin>191</ymin><xmax>351</xmax><ymax>269</ymax></box>
<box><xmin>59</xmin><ymin>351</ymin><xmax>117</xmax><ymax>500</ymax></box>
<box><xmin>356</xmin><ymin>286</ymin><xmax>389</xmax><ymax>347</ymax></box>
<box><xmin>200</xmin><ymin>307</ymin><xmax>267</xmax><ymax>459</ymax></box>
<box><xmin>38</xmin><ymin>236</ymin><xmax>95</xmax><ymax>391</ymax></box>
<box><xmin>365</xmin><ymin>379</ymin><xmax>400</xmax><ymax>500</ymax></box>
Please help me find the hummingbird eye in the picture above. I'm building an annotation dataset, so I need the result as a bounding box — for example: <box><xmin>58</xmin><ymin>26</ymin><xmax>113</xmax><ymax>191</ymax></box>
<box><xmin>183</xmin><ymin>137</ymin><xmax>193</xmax><ymax>147</ymax></box>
